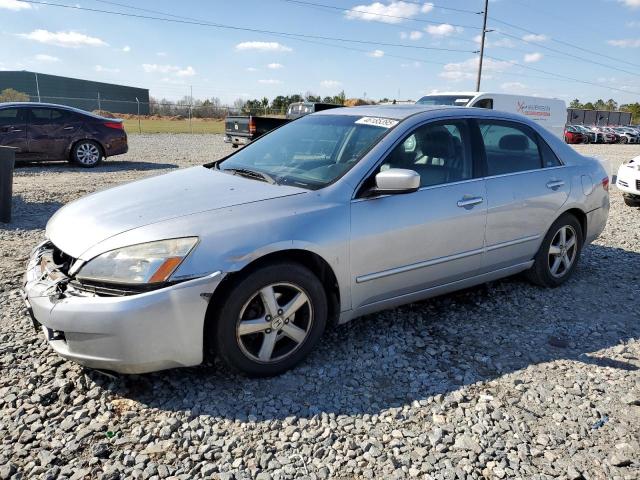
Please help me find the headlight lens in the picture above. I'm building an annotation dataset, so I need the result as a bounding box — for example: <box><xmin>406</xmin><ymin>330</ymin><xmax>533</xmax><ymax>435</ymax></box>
<box><xmin>76</xmin><ymin>237</ymin><xmax>198</xmax><ymax>285</ymax></box>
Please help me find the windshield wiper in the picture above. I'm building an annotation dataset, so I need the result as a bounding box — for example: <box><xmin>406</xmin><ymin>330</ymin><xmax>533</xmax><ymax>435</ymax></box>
<box><xmin>222</xmin><ymin>167</ymin><xmax>277</xmax><ymax>185</ymax></box>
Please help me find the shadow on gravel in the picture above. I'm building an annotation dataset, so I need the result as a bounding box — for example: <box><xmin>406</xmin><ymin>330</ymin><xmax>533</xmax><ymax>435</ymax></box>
<box><xmin>90</xmin><ymin>243</ymin><xmax>640</xmax><ymax>420</ymax></box>
<box><xmin>0</xmin><ymin>196</ymin><xmax>63</xmax><ymax>231</ymax></box>
<box><xmin>15</xmin><ymin>159</ymin><xmax>178</xmax><ymax>172</ymax></box>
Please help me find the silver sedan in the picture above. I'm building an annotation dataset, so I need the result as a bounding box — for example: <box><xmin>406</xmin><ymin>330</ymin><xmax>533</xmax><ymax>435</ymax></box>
<box><xmin>23</xmin><ymin>105</ymin><xmax>610</xmax><ymax>376</ymax></box>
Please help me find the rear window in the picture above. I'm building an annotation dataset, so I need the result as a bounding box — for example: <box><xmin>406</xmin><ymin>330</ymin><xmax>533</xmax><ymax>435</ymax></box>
<box><xmin>30</xmin><ymin>108</ymin><xmax>67</xmax><ymax>122</ymax></box>
<box><xmin>416</xmin><ymin>95</ymin><xmax>473</xmax><ymax>106</ymax></box>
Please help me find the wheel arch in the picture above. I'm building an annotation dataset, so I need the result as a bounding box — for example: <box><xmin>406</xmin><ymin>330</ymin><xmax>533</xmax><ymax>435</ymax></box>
<box><xmin>203</xmin><ymin>248</ymin><xmax>341</xmax><ymax>358</ymax></box>
<box><xmin>560</xmin><ymin>207</ymin><xmax>587</xmax><ymax>238</ymax></box>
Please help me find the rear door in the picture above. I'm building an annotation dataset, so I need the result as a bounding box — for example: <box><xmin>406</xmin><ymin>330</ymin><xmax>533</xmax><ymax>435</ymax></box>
<box><xmin>476</xmin><ymin>119</ymin><xmax>571</xmax><ymax>270</ymax></box>
<box><xmin>27</xmin><ymin>107</ymin><xmax>76</xmax><ymax>159</ymax></box>
<box><xmin>0</xmin><ymin>107</ymin><xmax>27</xmax><ymax>154</ymax></box>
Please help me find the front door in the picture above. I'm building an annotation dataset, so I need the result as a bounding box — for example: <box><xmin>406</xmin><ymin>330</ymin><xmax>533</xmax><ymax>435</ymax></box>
<box><xmin>350</xmin><ymin>119</ymin><xmax>487</xmax><ymax>310</ymax></box>
<box><xmin>0</xmin><ymin>107</ymin><xmax>27</xmax><ymax>154</ymax></box>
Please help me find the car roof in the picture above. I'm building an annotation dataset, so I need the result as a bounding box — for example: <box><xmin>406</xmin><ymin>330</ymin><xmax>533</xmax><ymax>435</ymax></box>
<box><xmin>0</xmin><ymin>102</ymin><xmax>115</xmax><ymax>119</ymax></box>
<box><xmin>314</xmin><ymin>103</ymin><xmax>545</xmax><ymax>124</ymax></box>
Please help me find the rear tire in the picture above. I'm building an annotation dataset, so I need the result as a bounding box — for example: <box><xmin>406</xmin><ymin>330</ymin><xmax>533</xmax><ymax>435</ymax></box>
<box><xmin>72</xmin><ymin>140</ymin><xmax>103</xmax><ymax>168</ymax></box>
<box><xmin>213</xmin><ymin>262</ymin><xmax>328</xmax><ymax>377</ymax></box>
<box><xmin>526</xmin><ymin>213</ymin><xmax>583</xmax><ymax>288</ymax></box>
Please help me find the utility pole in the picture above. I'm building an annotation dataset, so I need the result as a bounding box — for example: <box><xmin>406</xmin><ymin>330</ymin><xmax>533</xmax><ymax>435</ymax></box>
<box><xmin>189</xmin><ymin>85</ymin><xmax>193</xmax><ymax>134</ymax></box>
<box><xmin>476</xmin><ymin>0</ymin><xmax>489</xmax><ymax>92</ymax></box>
<box><xmin>34</xmin><ymin>72</ymin><xmax>41</xmax><ymax>102</ymax></box>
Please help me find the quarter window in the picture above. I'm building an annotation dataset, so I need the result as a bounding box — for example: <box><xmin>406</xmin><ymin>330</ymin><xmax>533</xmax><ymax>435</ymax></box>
<box><xmin>378</xmin><ymin>121</ymin><xmax>472</xmax><ymax>187</ymax></box>
<box><xmin>478</xmin><ymin>120</ymin><xmax>542</xmax><ymax>176</ymax></box>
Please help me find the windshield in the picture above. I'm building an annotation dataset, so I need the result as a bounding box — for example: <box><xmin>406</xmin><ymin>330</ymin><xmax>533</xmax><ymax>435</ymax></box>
<box><xmin>416</xmin><ymin>95</ymin><xmax>473</xmax><ymax>106</ymax></box>
<box><xmin>218</xmin><ymin>114</ymin><xmax>393</xmax><ymax>189</ymax></box>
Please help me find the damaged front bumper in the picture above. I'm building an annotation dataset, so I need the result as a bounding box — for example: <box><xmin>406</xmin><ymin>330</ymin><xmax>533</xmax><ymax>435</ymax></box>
<box><xmin>22</xmin><ymin>242</ymin><xmax>224</xmax><ymax>374</ymax></box>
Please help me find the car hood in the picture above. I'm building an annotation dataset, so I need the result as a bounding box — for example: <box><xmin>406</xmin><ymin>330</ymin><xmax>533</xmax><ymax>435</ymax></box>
<box><xmin>46</xmin><ymin>166</ymin><xmax>307</xmax><ymax>258</ymax></box>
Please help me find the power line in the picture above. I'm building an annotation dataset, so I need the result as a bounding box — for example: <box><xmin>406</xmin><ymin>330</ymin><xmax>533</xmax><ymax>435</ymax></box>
<box><xmin>493</xmin><ymin>30</ymin><xmax>640</xmax><ymax>78</ymax></box>
<box><xmin>485</xmin><ymin>54</ymin><xmax>640</xmax><ymax>96</ymax></box>
<box><xmin>21</xmin><ymin>0</ymin><xmax>474</xmax><ymax>54</ymax></box>
<box><xmin>400</xmin><ymin>0</ymin><xmax>483</xmax><ymax>15</ymax></box>
<box><xmin>489</xmin><ymin>16</ymin><xmax>640</xmax><ymax>70</ymax></box>
<box><xmin>278</xmin><ymin>0</ymin><xmax>483</xmax><ymax>29</ymax></box>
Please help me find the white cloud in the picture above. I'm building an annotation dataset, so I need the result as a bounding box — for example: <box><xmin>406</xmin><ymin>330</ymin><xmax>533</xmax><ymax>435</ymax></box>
<box><xmin>34</xmin><ymin>54</ymin><xmax>59</xmax><ymax>63</ymax></box>
<box><xmin>258</xmin><ymin>79</ymin><xmax>282</xmax><ymax>85</ymax></box>
<box><xmin>345</xmin><ymin>1</ymin><xmax>427</xmax><ymax>24</ymax></box>
<box><xmin>267</xmin><ymin>62</ymin><xmax>283</xmax><ymax>69</ymax></box>
<box><xmin>94</xmin><ymin>65</ymin><xmax>120</xmax><ymax>73</ymax></box>
<box><xmin>122</xmin><ymin>45</ymin><xmax>131</xmax><ymax>52</ymax></box>
<box><xmin>425</xmin><ymin>24</ymin><xmax>463</xmax><ymax>37</ymax></box>
<box><xmin>367</xmin><ymin>49</ymin><xmax>385</xmax><ymax>57</ymax></box>
<box><xmin>439</xmin><ymin>57</ymin><xmax>513</xmax><ymax>81</ymax></box>
<box><xmin>473</xmin><ymin>35</ymin><xmax>515</xmax><ymax>48</ymax></box>
<box><xmin>619</xmin><ymin>0</ymin><xmax>640</xmax><ymax>8</ymax></box>
<box><xmin>235</xmin><ymin>41</ymin><xmax>292</xmax><ymax>52</ymax></box>
<box><xmin>320</xmin><ymin>80</ymin><xmax>341</xmax><ymax>88</ymax></box>
<box><xmin>400</xmin><ymin>61</ymin><xmax>422</xmax><ymax>68</ymax></box>
<box><xmin>523</xmin><ymin>52</ymin><xmax>543</xmax><ymax>63</ymax></box>
<box><xmin>522</xmin><ymin>34</ymin><xmax>548</xmax><ymax>42</ymax></box>
<box><xmin>176</xmin><ymin>66</ymin><xmax>196</xmax><ymax>77</ymax></box>
<box><xmin>19</xmin><ymin>30</ymin><xmax>108</xmax><ymax>48</ymax></box>
<box><xmin>0</xmin><ymin>0</ymin><xmax>31</xmax><ymax>10</ymax></box>
<box><xmin>142</xmin><ymin>64</ymin><xmax>196</xmax><ymax>77</ymax></box>
<box><xmin>607</xmin><ymin>38</ymin><xmax>640</xmax><ymax>47</ymax></box>
<box><xmin>400</xmin><ymin>31</ymin><xmax>423</xmax><ymax>40</ymax></box>
<box><xmin>501</xmin><ymin>81</ymin><xmax>526</xmax><ymax>91</ymax></box>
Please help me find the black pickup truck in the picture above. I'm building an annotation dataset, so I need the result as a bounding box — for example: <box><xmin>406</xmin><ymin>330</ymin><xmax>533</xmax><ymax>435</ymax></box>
<box><xmin>224</xmin><ymin>102</ymin><xmax>340</xmax><ymax>147</ymax></box>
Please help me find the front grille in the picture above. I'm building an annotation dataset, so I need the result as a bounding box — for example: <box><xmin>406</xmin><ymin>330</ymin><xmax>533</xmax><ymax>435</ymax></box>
<box><xmin>68</xmin><ymin>280</ymin><xmax>144</xmax><ymax>297</ymax></box>
<box><xmin>618</xmin><ymin>179</ymin><xmax>629</xmax><ymax>187</ymax></box>
<box><xmin>636</xmin><ymin>179</ymin><xmax>640</xmax><ymax>191</ymax></box>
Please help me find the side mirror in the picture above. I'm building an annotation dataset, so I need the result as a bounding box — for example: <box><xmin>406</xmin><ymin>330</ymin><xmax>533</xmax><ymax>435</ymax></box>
<box><xmin>374</xmin><ymin>168</ymin><xmax>420</xmax><ymax>194</ymax></box>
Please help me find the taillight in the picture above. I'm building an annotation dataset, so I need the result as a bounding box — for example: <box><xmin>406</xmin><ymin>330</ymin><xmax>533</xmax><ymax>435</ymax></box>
<box><xmin>104</xmin><ymin>122</ymin><xmax>123</xmax><ymax>130</ymax></box>
<box><xmin>248</xmin><ymin>117</ymin><xmax>256</xmax><ymax>135</ymax></box>
<box><xmin>602</xmin><ymin>177</ymin><xmax>609</xmax><ymax>192</ymax></box>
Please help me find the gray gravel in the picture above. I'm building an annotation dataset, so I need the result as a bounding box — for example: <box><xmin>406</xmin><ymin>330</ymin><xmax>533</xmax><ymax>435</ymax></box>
<box><xmin>1</xmin><ymin>136</ymin><xmax>639</xmax><ymax>480</ymax></box>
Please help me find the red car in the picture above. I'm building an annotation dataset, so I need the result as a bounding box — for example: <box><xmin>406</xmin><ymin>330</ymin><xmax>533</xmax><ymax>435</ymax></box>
<box><xmin>564</xmin><ymin>126</ymin><xmax>588</xmax><ymax>144</ymax></box>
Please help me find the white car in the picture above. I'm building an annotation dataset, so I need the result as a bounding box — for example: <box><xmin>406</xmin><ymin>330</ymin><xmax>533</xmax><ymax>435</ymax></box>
<box><xmin>616</xmin><ymin>155</ymin><xmax>640</xmax><ymax>207</ymax></box>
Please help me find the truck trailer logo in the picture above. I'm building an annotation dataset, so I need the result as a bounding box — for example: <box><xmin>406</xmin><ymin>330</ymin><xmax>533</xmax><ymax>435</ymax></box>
<box><xmin>516</xmin><ymin>100</ymin><xmax>551</xmax><ymax>118</ymax></box>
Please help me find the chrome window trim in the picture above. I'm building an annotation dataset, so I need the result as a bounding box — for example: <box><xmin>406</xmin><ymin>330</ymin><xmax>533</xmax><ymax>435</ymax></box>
<box><xmin>482</xmin><ymin>164</ymin><xmax>568</xmax><ymax>181</ymax></box>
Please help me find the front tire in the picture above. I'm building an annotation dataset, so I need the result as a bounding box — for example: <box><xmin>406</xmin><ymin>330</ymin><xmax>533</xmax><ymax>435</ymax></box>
<box><xmin>72</xmin><ymin>140</ymin><xmax>103</xmax><ymax>168</ymax></box>
<box><xmin>213</xmin><ymin>262</ymin><xmax>328</xmax><ymax>377</ymax></box>
<box><xmin>526</xmin><ymin>213</ymin><xmax>583</xmax><ymax>288</ymax></box>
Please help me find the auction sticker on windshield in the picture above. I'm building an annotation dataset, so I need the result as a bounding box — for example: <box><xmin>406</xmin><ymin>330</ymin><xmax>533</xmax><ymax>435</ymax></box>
<box><xmin>355</xmin><ymin>117</ymin><xmax>399</xmax><ymax>128</ymax></box>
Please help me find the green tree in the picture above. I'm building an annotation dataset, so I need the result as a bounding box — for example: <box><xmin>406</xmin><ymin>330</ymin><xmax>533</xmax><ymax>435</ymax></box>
<box><xmin>569</xmin><ymin>98</ymin><xmax>582</xmax><ymax>108</ymax></box>
<box><xmin>0</xmin><ymin>88</ymin><xmax>30</xmax><ymax>102</ymax></box>
<box><xmin>593</xmin><ymin>99</ymin><xmax>607</xmax><ymax>110</ymax></box>
<box><xmin>583</xmin><ymin>102</ymin><xmax>595</xmax><ymax>110</ymax></box>
<box><xmin>620</xmin><ymin>103</ymin><xmax>640</xmax><ymax>123</ymax></box>
<box><xmin>605</xmin><ymin>98</ymin><xmax>618</xmax><ymax>111</ymax></box>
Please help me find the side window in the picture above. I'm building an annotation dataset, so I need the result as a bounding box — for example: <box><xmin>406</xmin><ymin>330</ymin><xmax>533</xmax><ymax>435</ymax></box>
<box><xmin>0</xmin><ymin>108</ymin><xmax>21</xmax><ymax>125</ymax></box>
<box><xmin>538</xmin><ymin>136</ymin><xmax>562</xmax><ymax>167</ymax></box>
<box><xmin>379</xmin><ymin>121</ymin><xmax>472</xmax><ymax>187</ymax></box>
<box><xmin>478</xmin><ymin>120</ymin><xmax>542</xmax><ymax>176</ymax></box>
<box><xmin>473</xmin><ymin>98</ymin><xmax>493</xmax><ymax>109</ymax></box>
<box><xmin>30</xmin><ymin>108</ymin><xmax>67</xmax><ymax>123</ymax></box>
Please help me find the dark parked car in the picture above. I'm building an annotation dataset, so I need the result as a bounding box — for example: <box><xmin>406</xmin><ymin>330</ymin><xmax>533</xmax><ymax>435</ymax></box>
<box><xmin>0</xmin><ymin>102</ymin><xmax>128</xmax><ymax>167</ymax></box>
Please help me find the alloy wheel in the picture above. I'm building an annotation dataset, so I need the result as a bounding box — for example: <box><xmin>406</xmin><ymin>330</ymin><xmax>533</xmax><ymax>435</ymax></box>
<box><xmin>76</xmin><ymin>143</ymin><xmax>100</xmax><ymax>165</ymax></box>
<box><xmin>548</xmin><ymin>225</ymin><xmax>578</xmax><ymax>278</ymax></box>
<box><xmin>236</xmin><ymin>282</ymin><xmax>313</xmax><ymax>363</ymax></box>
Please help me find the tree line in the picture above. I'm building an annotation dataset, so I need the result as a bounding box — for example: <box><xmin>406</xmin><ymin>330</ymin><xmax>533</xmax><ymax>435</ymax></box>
<box><xmin>569</xmin><ymin>98</ymin><xmax>640</xmax><ymax>123</ymax></box>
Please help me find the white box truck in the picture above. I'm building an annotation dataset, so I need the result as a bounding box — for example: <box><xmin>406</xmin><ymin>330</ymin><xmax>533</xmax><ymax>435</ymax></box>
<box><xmin>416</xmin><ymin>92</ymin><xmax>567</xmax><ymax>138</ymax></box>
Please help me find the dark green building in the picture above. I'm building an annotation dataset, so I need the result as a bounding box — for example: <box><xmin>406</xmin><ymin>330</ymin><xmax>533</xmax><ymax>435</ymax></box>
<box><xmin>0</xmin><ymin>70</ymin><xmax>149</xmax><ymax>114</ymax></box>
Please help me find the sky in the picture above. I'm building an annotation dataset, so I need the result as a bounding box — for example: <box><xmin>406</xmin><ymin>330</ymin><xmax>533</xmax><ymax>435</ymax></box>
<box><xmin>1</xmin><ymin>0</ymin><xmax>639</xmax><ymax>105</ymax></box>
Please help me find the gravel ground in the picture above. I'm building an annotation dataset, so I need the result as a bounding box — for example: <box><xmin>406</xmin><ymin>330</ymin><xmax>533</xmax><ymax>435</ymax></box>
<box><xmin>1</xmin><ymin>136</ymin><xmax>639</xmax><ymax>480</ymax></box>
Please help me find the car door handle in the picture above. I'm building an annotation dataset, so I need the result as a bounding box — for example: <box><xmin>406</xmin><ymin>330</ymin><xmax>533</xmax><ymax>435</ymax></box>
<box><xmin>457</xmin><ymin>196</ymin><xmax>484</xmax><ymax>208</ymax></box>
<box><xmin>63</xmin><ymin>126</ymin><xmax>74</xmax><ymax>131</ymax></box>
<box><xmin>9</xmin><ymin>128</ymin><xmax>23</xmax><ymax>132</ymax></box>
<box><xmin>546</xmin><ymin>180</ymin><xmax>565</xmax><ymax>189</ymax></box>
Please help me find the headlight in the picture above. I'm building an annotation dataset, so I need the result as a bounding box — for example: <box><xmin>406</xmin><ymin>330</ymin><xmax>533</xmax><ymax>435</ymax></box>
<box><xmin>76</xmin><ymin>237</ymin><xmax>198</xmax><ymax>285</ymax></box>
